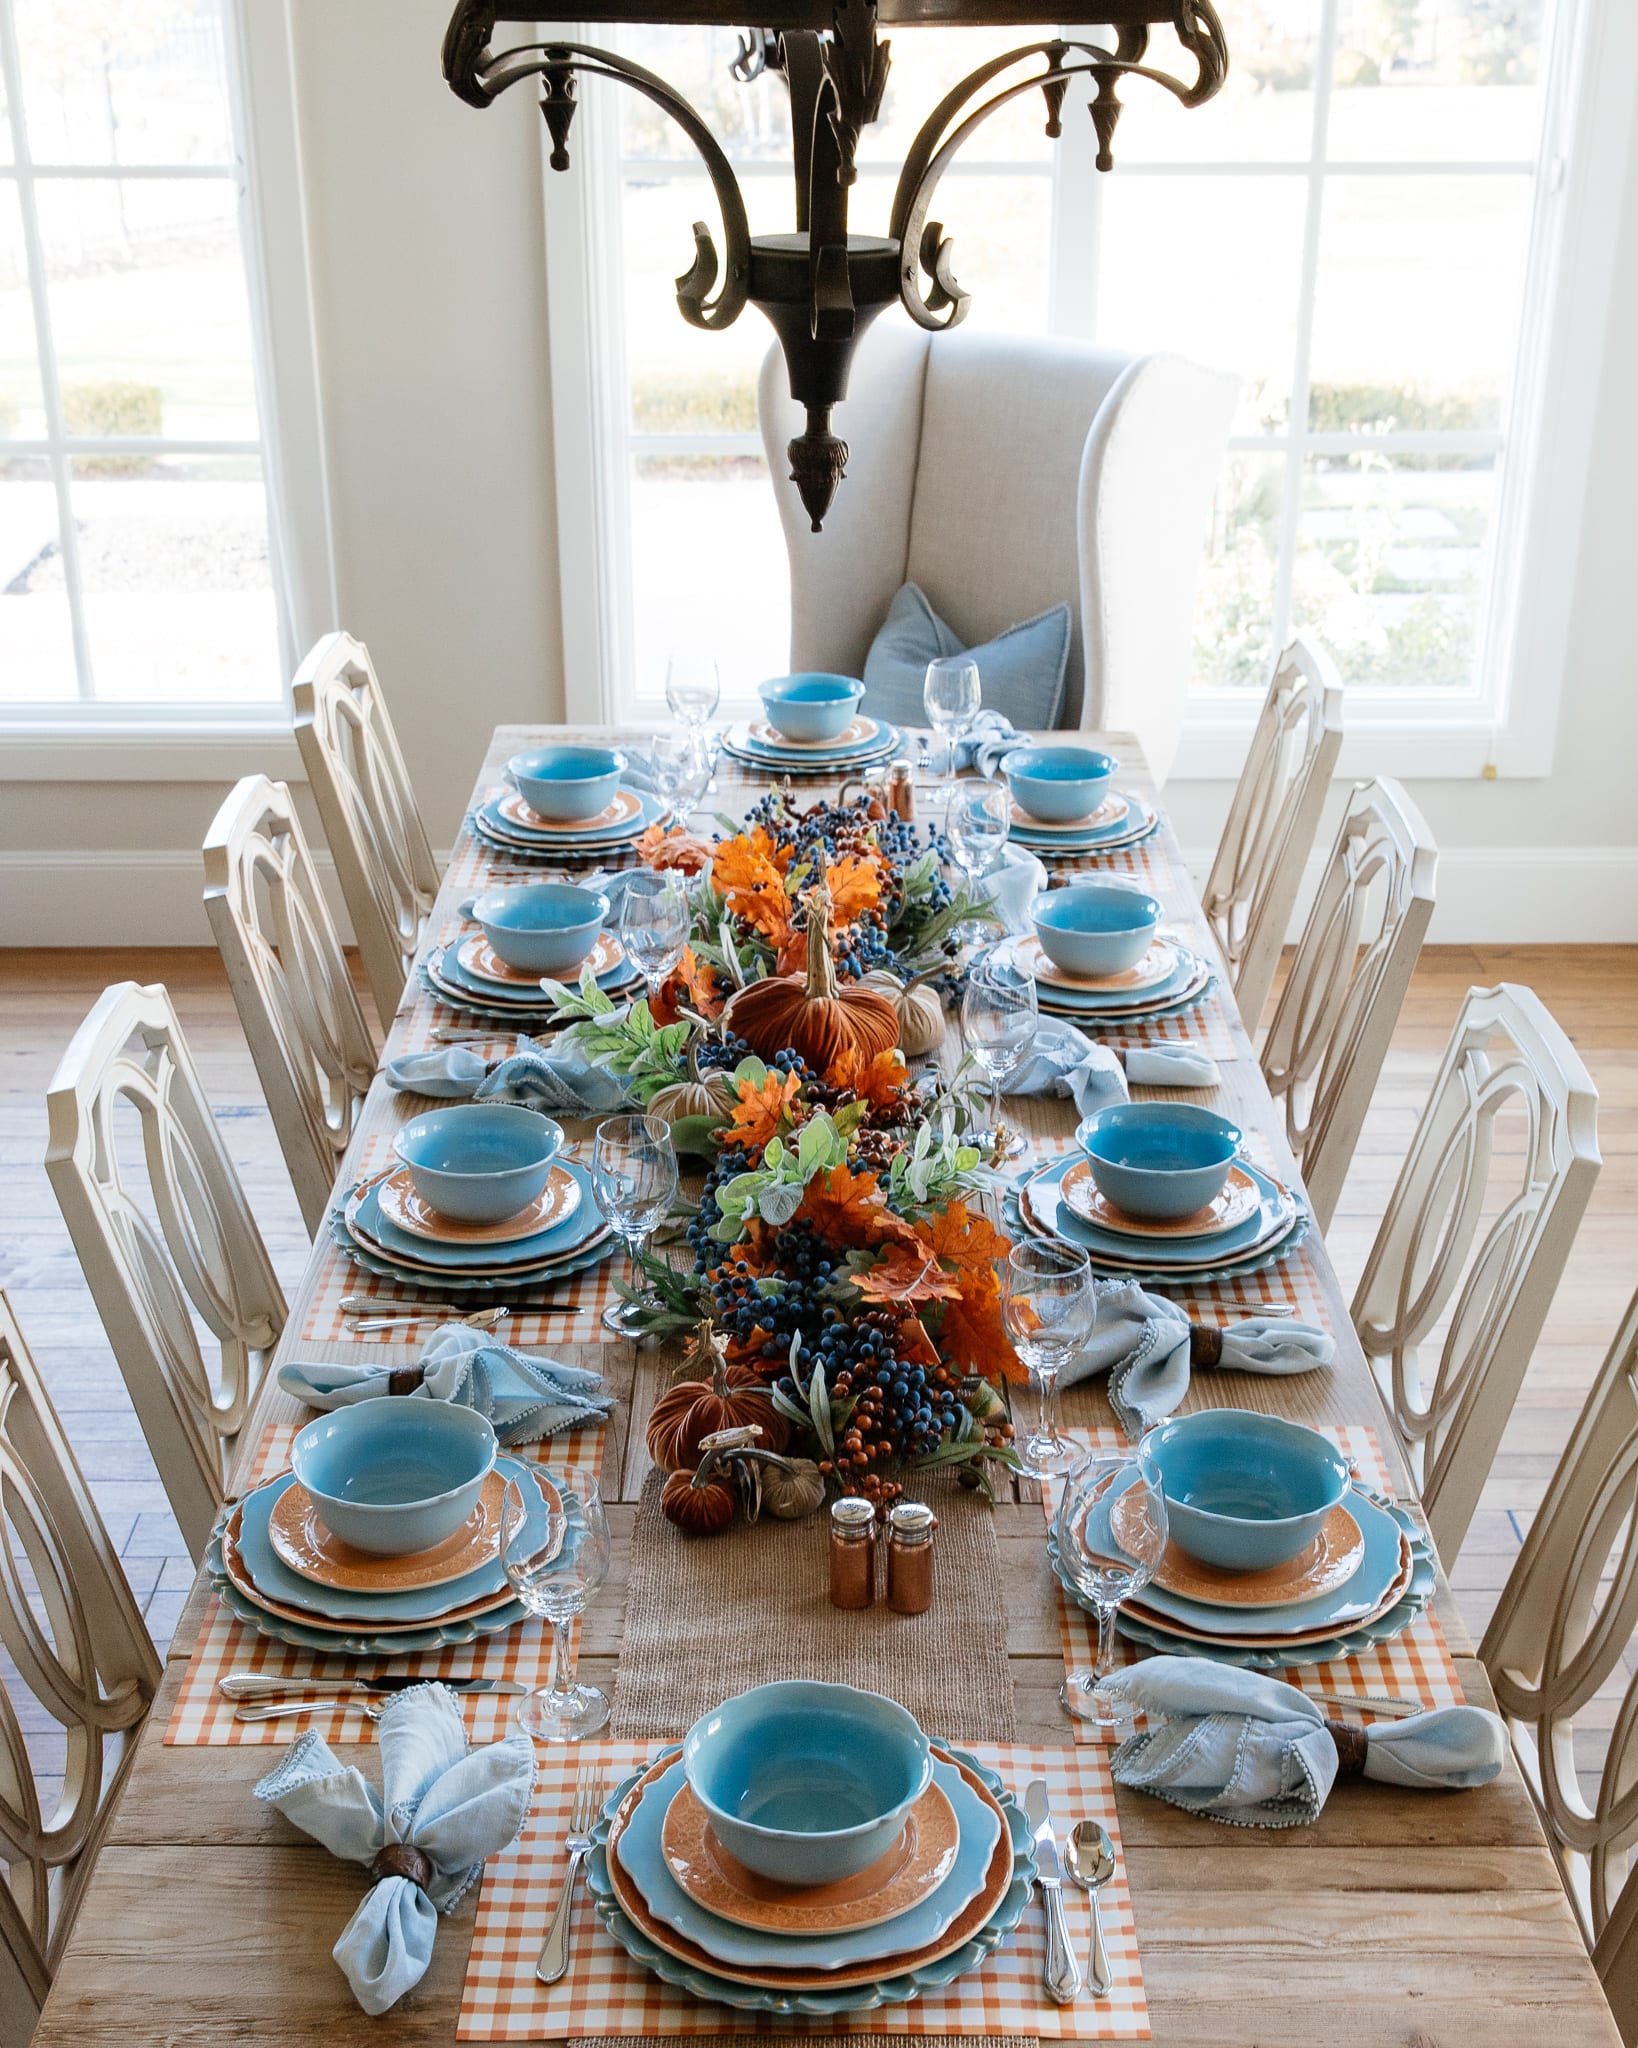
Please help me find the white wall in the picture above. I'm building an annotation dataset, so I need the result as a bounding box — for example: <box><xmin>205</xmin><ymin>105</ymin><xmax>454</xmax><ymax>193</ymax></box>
<box><xmin>1</xmin><ymin>0</ymin><xmax>1634</xmax><ymax>945</ymax></box>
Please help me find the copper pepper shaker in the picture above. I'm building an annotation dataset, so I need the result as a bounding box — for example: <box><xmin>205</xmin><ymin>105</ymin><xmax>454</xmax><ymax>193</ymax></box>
<box><xmin>888</xmin><ymin>760</ymin><xmax>915</xmax><ymax>821</ymax></box>
<box><xmin>885</xmin><ymin>1500</ymin><xmax>937</xmax><ymax>1614</ymax></box>
<box><xmin>828</xmin><ymin>1496</ymin><xmax>877</xmax><ymax>1608</ymax></box>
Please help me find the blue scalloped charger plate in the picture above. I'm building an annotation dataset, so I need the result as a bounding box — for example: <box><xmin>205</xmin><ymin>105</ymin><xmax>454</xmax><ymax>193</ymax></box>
<box><xmin>328</xmin><ymin>1202</ymin><xmax>617</xmax><ymax>1296</ymax></box>
<box><xmin>1021</xmin><ymin>1153</ymin><xmax>1295</xmax><ymax>1267</ymax></box>
<box><xmin>346</xmin><ymin>1163</ymin><xmax>608</xmax><ymax>1271</ymax></box>
<box><xmin>477</xmin><ymin>784</ymin><xmax>670</xmax><ymax>846</ymax></box>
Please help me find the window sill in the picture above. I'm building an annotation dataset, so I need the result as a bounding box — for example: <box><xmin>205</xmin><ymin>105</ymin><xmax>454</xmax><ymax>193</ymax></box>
<box><xmin>0</xmin><ymin>724</ymin><xmax>304</xmax><ymax>783</ymax></box>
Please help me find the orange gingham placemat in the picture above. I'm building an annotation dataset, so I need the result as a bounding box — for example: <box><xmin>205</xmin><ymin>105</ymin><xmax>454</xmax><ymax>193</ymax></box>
<box><xmin>164</xmin><ymin>1419</ymin><xmax>608</xmax><ymax>1747</ymax></box>
<box><xmin>300</xmin><ymin>1136</ymin><xmax>625</xmax><ymax>1348</ymax></box>
<box><xmin>458</xmin><ymin>1741</ymin><xmax>1147</xmax><ymax>2041</ymax></box>
<box><xmin>1040</xmin><ymin>1424</ymin><xmax>1463</xmax><ymax>1737</ymax></box>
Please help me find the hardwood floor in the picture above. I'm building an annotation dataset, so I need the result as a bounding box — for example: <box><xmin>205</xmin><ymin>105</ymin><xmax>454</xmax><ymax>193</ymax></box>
<box><xmin>1</xmin><ymin>942</ymin><xmax>1634</xmax><ymax>1752</ymax></box>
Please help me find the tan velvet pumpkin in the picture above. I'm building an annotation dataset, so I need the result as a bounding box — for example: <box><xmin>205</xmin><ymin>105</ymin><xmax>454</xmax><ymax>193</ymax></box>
<box><xmin>725</xmin><ymin>882</ymin><xmax>899</xmax><ymax>1070</ymax></box>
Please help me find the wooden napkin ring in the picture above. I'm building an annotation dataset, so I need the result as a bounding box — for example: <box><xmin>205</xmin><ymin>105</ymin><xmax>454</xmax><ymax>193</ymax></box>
<box><xmin>1326</xmin><ymin>1720</ymin><xmax>1370</xmax><ymax>1778</ymax></box>
<box><xmin>370</xmin><ymin>1842</ymin><xmax>433</xmax><ymax>1890</ymax></box>
<box><xmin>387</xmin><ymin>1369</ymin><xmax>424</xmax><ymax>1397</ymax></box>
<box><xmin>1188</xmin><ymin>1324</ymin><xmax>1224</xmax><ymax>1369</ymax></box>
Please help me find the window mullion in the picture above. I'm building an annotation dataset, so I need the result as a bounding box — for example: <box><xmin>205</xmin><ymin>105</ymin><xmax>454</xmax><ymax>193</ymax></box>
<box><xmin>0</xmin><ymin>0</ymin><xmax>95</xmax><ymax>702</ymax></box>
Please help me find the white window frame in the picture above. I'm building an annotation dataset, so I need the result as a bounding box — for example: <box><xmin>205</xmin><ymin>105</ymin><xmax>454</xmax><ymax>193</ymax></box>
<box><xmin>0</xmin><ymin>0</ymin><xmax>332</xmax><ymax>781</ymax></box>
<box><xmin>543</xmin><ymin>1</ymin><xmax>1634</xmax><ymax>778</ymax></box>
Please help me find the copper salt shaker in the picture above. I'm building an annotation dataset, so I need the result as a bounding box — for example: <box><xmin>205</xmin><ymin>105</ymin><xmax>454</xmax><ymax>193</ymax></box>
<box><xmin>885</xmin><ymin>1500</ymin><xmax>937</xmax><ymax>1614</ymax></box>
<box><xmin>888</xmin><ymin>760</ymin><xmax>915</xmax><ymax>821</ymax></box>
<box><xmin>828</xmin><ymin>1496</ymin><xmax>877</xmax><ymax>1608</ymax></box>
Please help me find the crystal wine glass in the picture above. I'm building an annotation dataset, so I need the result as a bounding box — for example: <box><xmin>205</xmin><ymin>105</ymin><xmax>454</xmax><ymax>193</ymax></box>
<box><xmin>619</xmin><ymin>870</ymin><xmax>689</xmax><ymax>1001</ymax></box>
<box><xmin>923</xmin><ymin>656</ymin><xmax>980</xmax><ymax>782</ymax></box>
<box><xmin>1054</xmin><ymin>1448</ymin><xmax>1168</xmax><ymax>1732</ymax></box>
<box><xmin>960</xmin><ymin>944</ymin><xmax>1038</xmax><ymax>1162</ymax></box>
<box><xmin>502</xmin><ymin>1472</ymin><xmax>613</xmax><ymax>1742</ymax></box>
<box><xmin>1002</xmin><ymin>1240</ymin><xmax>1095</xmax><ymax>1478</ymax></box>
<box><xmin>665</xmin><ymin>650</ymin><xmax>721</xmax><ymax>730</ymax></box>
<box><xmin>590</xmin><ymin>1112</ymin><xmax>679</xmax><ymax>1334</ymax></box>
<box><xmin>649</xmin><ymin>726</ymin><xmax>710</xmax><ymax>820</ymax></box>
<box><xmin>945</xmin><ymin>777</ymin><xmax>1010</xmax><ymax>947</ymax></box>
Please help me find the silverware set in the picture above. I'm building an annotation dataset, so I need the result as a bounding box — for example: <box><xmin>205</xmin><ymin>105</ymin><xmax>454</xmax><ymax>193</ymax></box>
<box><xmin>217</xmin><ymin>1671</ymin><xmax>527</xmax><ymax>1722</ymax></box>
<box><xmin>1025</xmin><ymin>1778</ymin><xmax>1124</xmax><ymax>2003</ymax></box>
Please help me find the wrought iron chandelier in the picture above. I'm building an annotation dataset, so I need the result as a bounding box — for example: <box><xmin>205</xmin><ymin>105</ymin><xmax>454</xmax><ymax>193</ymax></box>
<box><xmin>443</xmin><ymin>4</ymin><xmax>1228</xmax><ymax>530</ymax></box>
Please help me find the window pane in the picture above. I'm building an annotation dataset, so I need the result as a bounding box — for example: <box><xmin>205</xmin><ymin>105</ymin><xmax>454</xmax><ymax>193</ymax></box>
<box><xmin>1292</xmin><ymin>453</ymin><xmax>1495</xmax><ymax>691</ymax></box>
<box><xmin>1193</xmin><ymin>451</ymin><xmax>1285</xmax><ymax>692</ymax></box>
<box><xmin>1096</xmin><ymin>174</ymin><xmax>1307</xmax><ymax>433</ymax></box>
<box><xmin>1307</xmin><ymin>175</ymin><xmax>1533</xmax><ymax>431</ymax></box>
<box><xmin>0</xmin><ymin>467</ymin><xmax>77</xmax><ymax>700</ymax></box>
<box><xmin>14</xmin><ymin>0</ymin><xmax>234</xmax><ymax>166</ymax></box>
<box><xmin>0</xmin><ymin>183</ymin><xmax>45</xmax><ymax>436</ymax></box>
<box><xmin>38</xmin><ymin>175</ymin><xmax>258</xmax><ymax>440</ymax></box>
<box><xmin>629</xmin><ymin>453</ymin><xmax>789</xmax><ymax>703</ymax></box>
<box><xmin>1330</xmin><ymin>0</ymin><xmax>1544</xmax><ymax>161</ymax></box>
<box><xmin>1118</xmin><ymin>0</ymin><xmax>1317</xmax><ymax>163</ymax></box>
<box><xmin>68</xmin><ymin>453</ymin><xmax>279</xmax><ymax>703</ymax></box>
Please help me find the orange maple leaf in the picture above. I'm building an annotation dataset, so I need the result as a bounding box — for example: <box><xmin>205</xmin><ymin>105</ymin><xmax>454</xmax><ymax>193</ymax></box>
<box><xmin>825</xmin><ymin>1045</ymin><xmax>908</xmax><ymax>1110</ymax></box>
<box><xmin>897</xmin><ymin>1315</ymin><xmax>943</xmax><ymax>1371</ymax></box>
<box><xmin>794</xmin><ymin>1163</ymin><xmax>919</xmax><ymax>1251</ymax></box>
<box><xmin>935</xmin><ymin>1285</ymin><xmax>1026</xmax><ymax>1383</ymax></box>
<box><xmin>729</xmin><ymin>1068</ymin><xmax>804</xmax><ymax>1151</ymax></box>
<box><xmin>648</xmin><ymin>946</ymin><xmax>724</xmax><ymax>1025</ymax></box>
<box><xmin>854</xmin><ymin>1240</ymin><xmax>964</xmax><ymax>1307</ymax></box>
<box><xmin>638</xmin><ymin>822</ymin><xmax>713</xmax><ymax>875</ymax></box>
<box><xmin>916</xmin><ymin>1199</ymin><xmax>1013</xmax><ymax>1292</ymax></box>
<box><xmin>824</xmin><ymin>854</ymin><xmax>882</xmax><ymax>926</ymax></box>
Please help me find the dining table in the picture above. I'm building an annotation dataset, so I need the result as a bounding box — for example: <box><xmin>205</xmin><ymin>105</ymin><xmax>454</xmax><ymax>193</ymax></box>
<box><xmin>32</xmin><ymin>721</ymin><xmax>1620</xmax><ymax>2048</ymax></box>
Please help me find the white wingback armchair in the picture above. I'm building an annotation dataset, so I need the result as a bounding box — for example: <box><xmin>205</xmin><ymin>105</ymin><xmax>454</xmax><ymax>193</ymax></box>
<box><xmin>759</xmin><ymin>324</ymin><xmax>1236</xmax><ymax>782</ymax></box>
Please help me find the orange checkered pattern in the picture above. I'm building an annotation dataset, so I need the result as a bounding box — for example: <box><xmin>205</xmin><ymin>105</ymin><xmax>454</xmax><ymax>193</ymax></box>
<box><xmin>1040</xmin><ymin>1425</ymin><xmax>1463</xmax><ymax>1740</ymax></box>
<box><xmin>458</xmin><ymin>1741</ymin><xmax>1148</xmax><ymax>2041</ymax></box>
<box><xmin>164</xmin><ymin>1421</ymin><xmax>608</xmax><ymax>1747</ymax></box>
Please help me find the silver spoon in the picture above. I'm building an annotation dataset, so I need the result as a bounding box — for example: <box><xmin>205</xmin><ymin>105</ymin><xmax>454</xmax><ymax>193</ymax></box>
<box><xmin>1067</xmin><ymin>1820</ymin><xmax>1115</xmax><ymax>1995</ymax></box>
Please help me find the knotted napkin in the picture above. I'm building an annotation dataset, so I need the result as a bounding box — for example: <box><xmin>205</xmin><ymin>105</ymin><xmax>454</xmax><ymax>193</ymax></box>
<box><xmin>387</xmin><ymin>1031</ymin><xmax>635</xmax><ymax>1113</ymax></box>
<box><xmin>972</xmin><ymin>844</ymin><xmax>1047</xmax><ymax>935</ymax></box>
<box><xmin>1060</xmin><ymin>1277</ymin><xmax>1334</xmax><ymax>1435</ymax></box>
<box><xmin>255</xmin><ymin>1684</ymin><xmax>533</xmax><ymax>2013</ymax></box>
<box><xmin>278</xmin><ymin>1324</ymin><xmax>614</xmax><ymax>1447</ymax></box>
<box><xmin>952</xmin><ymin>709</ymin><xmax>1029</xmax><ymax>778</ymax></box>
<box><xmin>1002</xmin><ymin>1018</ymin><xmax>1222</xmax><ymax>1120</ymax></box>
<box><xmin>1103</xmin><ymin>1659</ymin><xmax>1506</xmax><ymax>1828</ymax></box>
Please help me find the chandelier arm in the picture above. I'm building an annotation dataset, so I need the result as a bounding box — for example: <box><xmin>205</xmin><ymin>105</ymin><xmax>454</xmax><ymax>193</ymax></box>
<box><xmin>456</xmin><ymin>39</ymin><xmax>752</xmax><ymax>331</ymax></box>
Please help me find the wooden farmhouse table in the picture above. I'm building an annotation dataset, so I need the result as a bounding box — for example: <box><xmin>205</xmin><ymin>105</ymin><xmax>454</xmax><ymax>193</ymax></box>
<box><xmin>34</xmin><ymin>725</ymin><xmax>1619</xmax><ymax>2048</ymax></box>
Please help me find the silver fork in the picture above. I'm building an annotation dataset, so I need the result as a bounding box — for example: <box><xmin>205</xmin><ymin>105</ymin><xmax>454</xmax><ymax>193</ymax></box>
<box><xmin>536</xmin><ymin>1771</ymin><xmax>606</xmax><ymax>1984</ymax></box>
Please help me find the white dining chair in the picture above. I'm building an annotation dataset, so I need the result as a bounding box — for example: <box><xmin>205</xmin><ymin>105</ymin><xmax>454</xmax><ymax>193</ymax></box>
<box><xmin>1480</xmin><ymin>1286</ymin><xmax>1638</xmax><ymax>2044</ymax></box>
<box><xmin>1260</xmin><ymin>777</ymin><xmax>1438</xmax><ymax>1234</ymax></box>
<box><xmin>43</xmin><ymin>982</ymin><xmax>287</xmax><ymax>1564</ymax></box>
<box><xmin>1201</xmin><ymin>635</ymin><xmax>1345</xmax><ymax>1034</ymax></box>
<box><xmin>1352</xmin><ymin>982</ymin><xmax>1601</xmax><ymax>1566</ymax></box>
<box><xmin>758</xmin><ymin>323</ymin><xmax>1237</xmax><ymax>781</ymax></box>
<box><xmin>292</xmin><ymin>630</ymin><xmax>439</xmax><ymax>1025</ymax></box>
<box><xmin>0</xmin><ymin>1290</ymin><xmax>161</xmax><ymax>2044</ymax></box>
<box><xmin>202</xmin><ymin>775</ymin><xmax>379</xmax><ymax>1237</ymax></box>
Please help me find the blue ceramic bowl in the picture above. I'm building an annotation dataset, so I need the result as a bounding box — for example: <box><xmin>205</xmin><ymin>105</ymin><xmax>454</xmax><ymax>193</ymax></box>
<box><xmin>291</xmin><ymin>1397</ymin><xmax>498</xmax><ymax>1557</ymax></box>
<box><xmin>507</xmin><ymin>745</ymin><xmax>626</xmax><ymax>823</ymax></box>
<box><xmin>683</xmin><ymin>1681</ymin><xmax>933</xmax><ymax>1885</ymax></box>
<box><xmin>1077</xmin><ymin>1102</ymin><xmax>1243</xmax><ymax>1222</ymax></box>
<box><xmin>1004</xmin><ymin>745</ymin><xmax>1118</xmax><ymax>824</ymax></box>
<box><xmin>1033</xmin><ymin>882</ymin><xmax>1160</xmax><ymax>978</ymax></box>
<box><xmin>757</xmin><ymin>673</ymin><xmax>865</xmax><ymax>743</ymax></box>
<box><xmin>1141</xmin><ymin>1409</ymin><xmax>1353</xmax><ymax>1571</ymax></box>
<box><xmin>469</xmin><ymin>882</ymin><xmax>609</xmax><ymax>977</ymax></box>
<box><xmin>392</xmin><ymin>1104</ymin><xmax>564</xmax><ymax>1224</ymax></box>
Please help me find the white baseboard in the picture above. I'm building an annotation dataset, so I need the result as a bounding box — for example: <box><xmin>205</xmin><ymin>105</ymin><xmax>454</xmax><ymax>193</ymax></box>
<box><xmin>3</xmin><ymin>844</ymin><xmax>1636</xmax><ymax>948</ymax></box>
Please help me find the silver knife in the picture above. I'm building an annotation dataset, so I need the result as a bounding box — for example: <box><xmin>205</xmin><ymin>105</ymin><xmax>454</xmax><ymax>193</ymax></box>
<box><xmin>219</xmin><ymin>1673</ymin><xmax>525</xmax><ymax>1701</ymax></box>
<box><xmin>1023</xmin><ymin>1778</ymin><xmax>1083</xmax><ymax>2004</ymax></box>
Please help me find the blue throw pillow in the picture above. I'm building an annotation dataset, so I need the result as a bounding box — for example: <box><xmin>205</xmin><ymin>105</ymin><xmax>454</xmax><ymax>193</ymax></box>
<box><xmin>861</xmin><ymin>583</ymin><xmax>1071</xmax><ymax>731</ymax></box>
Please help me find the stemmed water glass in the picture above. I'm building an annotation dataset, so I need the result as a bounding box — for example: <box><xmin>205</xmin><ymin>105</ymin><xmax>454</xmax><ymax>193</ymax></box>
<box><xmin>960</xmin><ymin>944</ymin><xmax>1037</xmax><ymax>1162</ymax></box>
<box><xmin>1002</xmin><ymin>1240</ymin><xmax>1095</xmax><ymax>1478</ymax></box>
<box><xmin>923</xmin><ymin>656</ymin><xmax>980</xmax><ymax>782</ymax></box>
<box><xmin>1054</xmin><ymin>1448</ymin><xmax>1168</xmax><ymax>1732</ymax></box>
<box><xmin>665</xmin><ymin>650</ymin><xmax>721</xmax><ymax>731</ymax></box>
<box><xmin>945</xmin><ymin>777</ymin><xmax>1011</xmax><ymax>946</ymax></box>
<box><xmin>619</xmin><ymin>871</ymin><xmax>689</xmax><ymax>1002</ymax></box>
<box><xmin>591</xmin><ymin>1113</ymin><xmax>678</xmax><ymax>1334</ymax></box>
<box><xmin>502</xmin><ymin>1473</ymin><xmax>613</xmax><ymax>1742</ymax></box>
<box><xmin>649</xmin><ymin>726</ymin><xmax>711</xmax><ymax>821</ymax></box>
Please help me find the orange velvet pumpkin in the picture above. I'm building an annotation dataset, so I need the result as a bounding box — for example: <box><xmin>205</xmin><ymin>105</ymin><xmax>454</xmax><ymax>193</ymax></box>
<box><xmin>645</xmin><ymin>1322</ymin><xmax>791</xmax><ymax>1474</ymax></box>
<box><xmin>725</xmin><ymin>882</ymin><xmax>899</xmax><ymax>1071</ymax></box>
<box><xmin>660</xmin><ymin>1466</ymin><xmax>738</xmax><ymax>1536</ymax></box>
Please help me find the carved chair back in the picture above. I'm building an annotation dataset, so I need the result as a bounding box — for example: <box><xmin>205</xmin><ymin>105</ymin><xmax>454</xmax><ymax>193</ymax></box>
<box><xmin>0</xmin><ymin>1291</ymin><xmax>160</xmax><ymax>2043</ymax></box>
<box><xmin>1201</xmin><ymin>634</ymin><xmax>1344</xmax><ymax>1033</ymax></box>
<box><xmin>44</xmin><ymin>983</ymin><xmax>286</xmax><ymax>1563</ymax></box>
<box><xmin>1260</xmin><ymin>776</ymin><xmax>1437</xmax><ymax>1232</ymax></box>
<box><xmin>1352</xmin><ymin>982</ymin><xmax>1600</xmax><ymax>1564</ymax></box>
<box><xmin>203</xmin><ymin>775</ymin><xmax>378</xmax><ymax>1235</ymax></box>
<box><xmin>1481</xmin><ymin>1288</ymin><xmax>1638</xmax><ymax>2044</ymax></box>
<box><xmin>292</xmin><ymin>632</ymin><xmax>437</xmax><ymax>1024</ymax></box>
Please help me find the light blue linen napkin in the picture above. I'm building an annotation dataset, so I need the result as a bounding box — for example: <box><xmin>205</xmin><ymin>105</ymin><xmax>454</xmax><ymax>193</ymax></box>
<box><xmin>1060</xmin><ymin>1277</ymin><xmax>1334</xmax><ymax>1436</ymax></box>
<box><xmin>1103</xmin><ymin>1659</ymin><xmax>1506</xmax><ymax>1828</ymax></box>
<box><xmin>386</xmin><ymin>1032</ymin><xmax>634</xmax><ymax>1114</ymax></box>
<box><xmin>975</xmin><ymin>844</ymin><xmax>1047</xmax><ymax>936</ymax></box>
<box><xmin>278</xmin><ymin>1324</ymin><xmax>614</xmax><ymax>1447</ymax></box>
<box><xmin>255</xmin><ymin>1684</ymin><xmax>533</xmax><ymax>2013</ymax></box>
<box><xmin>1122</xmin><ymin>1045</ymin><xmax>1222</xmax><ymax>1088</ymax></box>
<box><xmin>1001</xmin><ymin>1020</ymin><xmax>1224</xmax><ymax>1121</ymax></box>
<box><xmin>955</xmin><ymin>708</ymin><xmax>1030</xmax><ymax>779</ymax></box>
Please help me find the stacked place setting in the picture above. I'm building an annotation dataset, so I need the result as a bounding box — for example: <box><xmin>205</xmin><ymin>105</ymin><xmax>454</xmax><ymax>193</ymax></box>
<box><xmin>1025</xmin><ymin>879</ymin><xmax>1214</xmax><ymax>1025</ymax></box>
<box><xmin>331</xmin><ymin>1102</ymin><xmax>618</xmax><ymax>1300</ymax></box>
<box><xmin>722</xmin><ymin>674</ymin><xmax>902</xmax><ymax>777</ymax></box>
<box><xmin>1016</xmin><ymin>1102</ymin><xmax>1309</xmax><ymax>1286</ymax></box>
<box><xmin>1049</xmin><ymin>1410</ymin><xmax>1434</xmax><ymax>1679</ymax></box>
<box><xmin>207</xmin><ymin>1397</ymin><xmax>585</xmax><ymax>1655</ymax></box>
<box><xmin>586</xmin><ymin>1682</ymin><xmax>1035</xmax><ymax>2015</ymax></box>
<box><xmin>472</xmin><ymin>744</ymin><xmax>672</xmax><ymax>863</ymax></box>
<box><xmin>1002</xmin><ymin>745</ymin><xmax>1159</xmax><ymax>857</ymax></box>
<box><xmin>422</xmin><ymin>879</ymin><xmax>645</xmax><ymax>1022</ymax></box>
